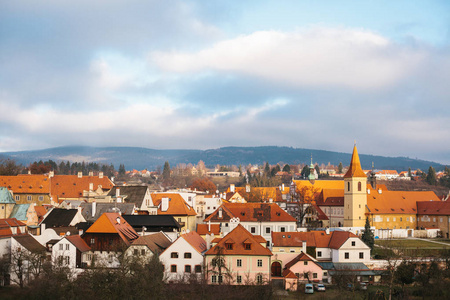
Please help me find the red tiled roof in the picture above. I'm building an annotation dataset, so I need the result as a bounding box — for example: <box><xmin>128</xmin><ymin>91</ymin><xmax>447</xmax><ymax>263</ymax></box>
<box><xmin>272</xmin><ymin>230</ymin><xmax>355</xmax><ymax>249</ymax></box>
<box><xmin>151</xmin><ymin>193</ymin><xmax>196</xmax><ymax>216</ymax></box>
<box><xmin>66</xmin><ymin>235</ymin><xmax>91</xmax><ymax>252</ymax></box>
<box><xmin>344</xmin><ymin>145</ymin><xmax>366</xmax><ymax>178</ymax></box>
<box><xmin>283</xmin><ymin>269</ymin><xmax>298</xmax><ymax>279</ymax></box>
<box><xmin>182</xmin><ymin>231</ymin><xmax>207</xmax><ymax>253</ymax></box>
<box><xmin>0</xmin><ymin>218</ymin><xmax>26</xmax><ymax>227</ymax></box>
<box><xmin>328</xmin><ymin>231</ymin><xmax>358</xmax><ymax>249</ymax></box>
<box><xmin>205</xmin><ymin>224</ymin><xmax>272</xmax><ymax>256</ymax></box>
<box><xmin>196</xmin><ymin>224</ymin><xmax>220</xmax><ymax>235</ymax></box>
<box><xmin>51</xmin><ymin>175</ymin><xmax>113</xmax><ymax>202</ymax></box>
<box><xmin>204</xmin><ymin>202</ymin><xmax>296</xmax><ymax>223</ymax></box>
<box><xmin>0</xmin><ymin>175</ymin><xmax>50</xmax><ymax>194</ymax></box>
<box><xmin>417</xmin><ymin>200</ymin><xmax>450</xmax><ymax>215</ymax></box>
<box><xmin>284</xmin><ymin>252</ymin><xmax>318</xmax><ymax>270</ymax></box>
<box><xmin>86</xmin><ymin>213</ymin><xmax>139</xmax><ymax>245</ymax></box>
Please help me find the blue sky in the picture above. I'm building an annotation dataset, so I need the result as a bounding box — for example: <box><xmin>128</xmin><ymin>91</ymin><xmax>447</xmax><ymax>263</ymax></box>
<box><xmin>1</xmin><ymin>0</ymin><xmax>449</xmax><ymax>164</ymax></box>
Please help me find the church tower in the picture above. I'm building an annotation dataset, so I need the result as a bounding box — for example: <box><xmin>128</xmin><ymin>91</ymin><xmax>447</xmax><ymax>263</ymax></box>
<box><xmin>343</xmin><ymin>145</ymin><xmax>367</xmax><ymax>227</ymax></box>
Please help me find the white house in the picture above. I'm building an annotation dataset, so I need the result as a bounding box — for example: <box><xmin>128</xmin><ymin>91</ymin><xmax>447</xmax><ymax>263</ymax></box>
<box><xmin>52</xmin><ymin>235</ymin><xmax>91</xmax><ymax>274</ymax></box>
<box><xmin>159</xmin><ymin>231</ymin><xmax>206</xmax><ymax>282</ymax></box>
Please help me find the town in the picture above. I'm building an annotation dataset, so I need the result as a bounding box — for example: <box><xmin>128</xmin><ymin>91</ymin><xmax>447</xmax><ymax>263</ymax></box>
<box><xmin>0</xmin><ymin>144</ymin><xmax>449</xmax><ymax>299</ymax></box>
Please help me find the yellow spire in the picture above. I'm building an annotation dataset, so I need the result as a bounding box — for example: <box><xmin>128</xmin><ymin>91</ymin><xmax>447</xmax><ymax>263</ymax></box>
<box><xmin>344</xmin><ymin>145</ymin><xmax>366</xmax><ymax>178</ymax></box>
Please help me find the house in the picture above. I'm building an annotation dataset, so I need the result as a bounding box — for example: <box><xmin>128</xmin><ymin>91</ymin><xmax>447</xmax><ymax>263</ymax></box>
<box><xmin>282</xmin><ymin>252</ymin><xmax>323</xmax><ymax>284</ymax></box>
<box><xmin>125</xmin><ymin>232</ymin><xmax>172</xmax><ymax>260</ymax></box>
<box><xmin>0</xmin><ymin>187</ymin><xmax>16</xmax><ymax>219</ymax></box>
<box><xmin>0</xmin><ymin>218</ymin><xmax>27</xmax><ymax>238</ymax></box>
<box><xmin>0</xmin><ymin>175</ymin><xmax>52</xmax><ymax>205</ymax></box>
<box><xmin>52</xmin><ymin>235</ymin><xmax>91</xmax><ymax>272</ymax></box>
<box><xmin>82</xmin><ymin>213</ymin><xmax>139</xmax><ymax>267</ymax></box>
<box><xmin>151</xmin><ymin>193</ymin><xmax>197</xmax><ymax>232</ymax></box>
<box><xmin>204</xmin><ymin>202</ymin><xmax>297</xmax><ymax>247</ymax></box>
<box><xmin>195</xmin><ymin>194</ymin><xmax>223</xmax><ymax>219</ymax></box>
<box><xmin>80</xmin><ymin>202</ymin><xmax>136</xmax><ymax>223</ymax></box>
<box><xmin>122</xmin><ymin>215</ymin><xmax>182</xmax><ymax>241</ymax></box>
<box><xmin>196</xmin><ymin>223</ymin><xmax>221</xmax><ymax>240</ymax></box>
<box><xmin>417</xmin><ymin>200</ymin><xmax>450</xmax><ymax>238</ymax></box>
<box><xmin>159</xmin><ymin>231</ymin><xmax>206</xmax><ymax>282</ymax></box>
<box><xmin>41</xmin><ymin>208</ymin><xmax>86</xmax><ymax>229</ymax></box>
<box><xmin>226</xmin><ymin>184</ymin><xmax>283</xmax><ymax>203</ymax></box>
<box><xmin>204</xmin><ymin>224</ymin><xmax>272</xmax><ymax>285</ymax></box>
<box><xmin>374</xmin><ymin>170</ymin><xmax>399</xmax><ymax>180</ymax></box>
<box><xmin>9</xmin><ymin>204</ymin><xmax>40</xmax><ymax>227</ymax></box>
<box><xmin>106</xmin><ymin>186</ymin><xmax>157</xmax><ymax>214</ymax></box>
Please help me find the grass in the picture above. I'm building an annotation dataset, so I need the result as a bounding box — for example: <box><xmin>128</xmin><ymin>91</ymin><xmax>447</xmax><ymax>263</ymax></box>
<box><xmin>375</xmin><ymin>239</ymin><xmax>450</xmax><ymax>249</ymax></box>
<box><xmin>374</xmin><ymin>239</ymin><xmax>450</xmax><ymax>258</ymax></box>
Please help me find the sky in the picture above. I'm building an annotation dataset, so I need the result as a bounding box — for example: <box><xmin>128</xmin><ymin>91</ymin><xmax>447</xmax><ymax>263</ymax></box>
<box><xmin>1</xmin><ymin>0</ymin><xmax>449</xmax><ymax>164</ymax></box>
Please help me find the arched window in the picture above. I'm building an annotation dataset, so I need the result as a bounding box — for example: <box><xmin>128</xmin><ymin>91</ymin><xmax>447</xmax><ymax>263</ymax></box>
<box><xmin>358</xmin><ymin>182</ymin><xmax>362</xmax><ymax>191</ymax></box>
<box><xmin>347</xmin><ymin>182</ymin><xmax>350</xmax><ymax>191</ymax></box>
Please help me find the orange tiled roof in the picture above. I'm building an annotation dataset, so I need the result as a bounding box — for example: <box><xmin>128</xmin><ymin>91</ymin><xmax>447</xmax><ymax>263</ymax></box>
<box><xmin>316</xmin><ymin>189</ymin><xmax>344</xmax><ymax>206</ymax></box>
<box><xmin>0</xmin><ymin>175</ymin><xmax>50</xmax><ymax>194</ymax></box>
<box><xmin>344</xmin><ymin>145</ymin><xmax>366</xmax><ymax>178</ymax></box>
<box><xmin>283</xmin><ymin>269</ymin><xmax>298</xmax><ymax>279</ymax></box>
<box><xmin>272</xmin><ymin>230</ymin><xmax>354</xmax><ymax>249</ymax></box>
<box><xmin>151</xmin><ymin>193</ymin><xmax>196</xmax><ymax>216</ymax></box>
<box><xmin>328</xmin><ymin>231</ymin><xmax>358</xmax><ymax>249</ymax></box>
<box><xmin>205</xmin><ymin>224</ymin><xmax>272</xmax><ymax>256</ymax></box>
<box><xmin>230</xmin><ymin>186</ymin><xmax>282</xmax><ymax>202</ymax></box>
<box><xmin>293</xmin><ymin>180</ymin><xmax>344</xmax><ymax>193</ymax></box>
<box><xmin>66</xmin><ymin>235</ymin><xmax>91</xmax><ymax>252</ymax></box>
<box><xmin>367</xmin><ymin>190</ymin><xmax>440</xmax><ymax>214</ymax></box>
<box><xmin>181</xmin><ymin>231</ymin><xmax>207</xmax><ymax>253</ymax></box>
<box><xmin>196</xmin><ymin>224</ymin><xmax>220</xmax><ymax>235</ymax></box>
<box><xmin>204</xmin><ymin>202</ymin><xmax>297</xmax><ymax>223</ymax></box>
<box><xmin>86</xmin><ymin>213</ymin><xmax>139</xmax><ymax>245</ymax></box>
<box><xmin>51</xmin><ymin>175</ymin><xmax>114</xmax><ymax>202</ymax></box>
<box><xmin>417</xmin><ymin>200</ymin><xmax>450</xmax><ymax>215</ymax></box>
<box><xmin>284</xmin><ymin>252</ymin><xmax>318</xmax><ymax>270</ymax></box>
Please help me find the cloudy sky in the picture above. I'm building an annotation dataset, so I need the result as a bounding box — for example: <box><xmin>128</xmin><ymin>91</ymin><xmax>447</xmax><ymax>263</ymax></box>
<box><xmin>1</xmin><ymin>0</ymin><xmax>449</xmax><ymax>164</ymax></box>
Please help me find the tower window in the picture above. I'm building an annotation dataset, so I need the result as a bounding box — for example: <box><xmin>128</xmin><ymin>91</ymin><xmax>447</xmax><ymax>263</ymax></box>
<box><xmin>347</xmin><ymin>182</ymin><xmax>350</xmax><ymax>191</ymax></box>
<box><xmin>358</xmin><ymin>182</ymin><xmax>361</xmax><ymax>191</ymax></box>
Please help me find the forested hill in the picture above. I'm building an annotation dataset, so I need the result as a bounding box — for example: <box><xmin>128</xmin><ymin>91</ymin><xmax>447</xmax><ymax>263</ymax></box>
<box><xmin>0</xmin><ymin>146</ymin><xmax>445</xmax><ymax>171</ymax></box>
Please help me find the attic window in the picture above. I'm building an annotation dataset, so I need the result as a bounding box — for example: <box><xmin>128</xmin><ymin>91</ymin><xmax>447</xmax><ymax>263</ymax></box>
<box><xmin>29</xmin><ymin>186</ymin><xmax>32</xmax><ymax>189</ymax></box>
<box><xmin>244</xmin><ymin>243</ymin><xmax>251</xmax><ymax>250</ymax></box>
<box><xmin>39</xmin><ymin>186</ymin><xmax>43</xmax><ymax>189</ymax></box>
<box><xmin>19</xmin><ymin>185</ymin><xmax>22</xmax><ymax>188</ymax></box>
<box><xmin>391</xmin><ymin>209</ymin><xmax>395</xmax><ymax>211</ymax></box>
<box><xmin>276</xmin><ymin>212</ymin><xmax>281</xmax><ymax>216</ymax></box>
<box><xmin>7</xmin><ymin>186</ymin><xmax>11</xmax><ymax>189</ymax></box>
<box><xmin>225</xmin><ymin>243</ymin><xmax>233</xmax><ymax>250</ymax></box>
<box><xmin>241</xmin><ymin>212</ymin><xmax>245</xmax><ymax>216</ymax></box>
<box><xmin>375</xmin><ymin>209</ymin><xmax>379</xmax><ymax>211</ymax></box>
<box><xmin>401</xmin><ymin>208</ymin><xmax>404</xmax><ymax>211</ymax></box>
<box><xmin>412</xmin><ymin>208</ymin><xmax>416</xmax><ymax>211</ymax></box>
<box><xmin>56</xmin><ymin>183</ymin><xmax>59</xmax><ymax>185</ymax></box>
<box><xmin>73</xmin><ymin>183</ymin><xmax>76</xmax><ymax>185</ymax></box>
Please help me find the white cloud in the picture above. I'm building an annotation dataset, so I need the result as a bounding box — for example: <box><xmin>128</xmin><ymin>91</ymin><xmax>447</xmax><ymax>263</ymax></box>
<box><xmin>150</xmin><ymin>27</ymin><xmax>426</xmax><ymax>90</ymax></box>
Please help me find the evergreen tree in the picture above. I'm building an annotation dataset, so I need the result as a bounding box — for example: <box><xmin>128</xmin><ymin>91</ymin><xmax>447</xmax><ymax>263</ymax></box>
<box><xmin>282</xmin><ymin>164</ymin><xmax>291</xmax><ymax>173</ymax></box>
<box><xmin>361</xmin><ymin>217</ymin><xmax>374</xmax><ymax>252</ymax></box>
<box><xmin>426</xmin><ymin>166</ymin><xmax>437</xmax><ymax>185</ymax></box>
<box><xmin>408</xmin><ymin>167</ymin><xmax>412</xmax><ymax>178</ymax></box>
<box><xmin>314</xmin><ymin>165</ymin><xmax>320</xmax><ymax>177</ymax></box>
<box><xmin>301</xmin><ymin>165</ymin><xmax>310</xmax><ymax>178</ymax></box>
<box><xmin>162</xmin><ymin>161</ymin><xmax>171</xmax><ymax>181</ymax></box>
<box><xmin>264</xmin><ymin>162</ymin><xmax>270</xmax><ymax>176</ymax></box>
<box><xmin>118</xmin><ymin>164</ymin><xmax>126</xmax><ymax>175</ymax></box>
<box><xmin>338</xmin><ymin>162</ymin><xmax>343</xmax><ymax>174</ymax></box>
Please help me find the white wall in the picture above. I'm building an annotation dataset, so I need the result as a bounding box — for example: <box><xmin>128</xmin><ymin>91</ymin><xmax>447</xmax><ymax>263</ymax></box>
<box><xmin>52</xmin><ymin>238</ymin><xmax>78</xmax><ymax>270</ymax></box>
<box><xmin>332</xmin><ymin>237</ymin><xmax>370</xmax><ymax>263</ymax></box>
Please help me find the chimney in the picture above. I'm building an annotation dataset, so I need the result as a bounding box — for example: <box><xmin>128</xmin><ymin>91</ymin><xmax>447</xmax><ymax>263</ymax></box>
<box><xmin>116</xmin><ymin>188</ymin><xmax>120</xmax><ymax>197</ymax></box>
<box><xmin>230</xmin><ymin>184</ymin><xmax>235</xmax><ymax>193</ymax></box>
<box><xmin>326</xmin><ymin>228</ymin><xmax>330</xmax><ymax>235</ymax></box>
<box><xmin>89</xmin><ymin>171</ymin><xmax>93</xmax><ymax>176</ymax></box>
<box><xmin>92</xmin><ymin>201</ymin><xmax>96</xmax><ymax>217</ymax></box>
<box><xmin>282</xmin><ymin>183</ymin><xmax>285</xmax><ymax>192</ymax></box>
<box><xmin>246</xmin><ymin>184</ymin><xmax>251</xmax><ymax>193</ymax></box>
<box><xmin>205</xmin><ymin>234</ymin><xmax>211</xmax><ymax>250</ymax></box>
<box><xmin>367</xmin><ymin>189</ymin><xmax>371</xmax><ymax>194</ymax></box>
<box><xmin>378</xmin><ymin>189</ymin><xmax>382</xmax><ymax>194</ymax></box>
<box><xmin>218</xmin><ymin>207</ymin><xmax>223</xmax><ymax>218</ymax></box>
<box><xmin>269</xmin><ymin>198</ymin><xmax>273</xmax><ymax>203</ymax></box>
<box><xmin>161</xmin><ymin>198</ymin><xmax>169</xmax><ymax>212</ymax></box>
<box><xmin>208</xmin><ymin>220</ymin><xmax>211</xmax><ymax>232</ymax></box>
<box><xmin>49</xmin><ymin>171</ymin><xmax>54</xmax><ymax>178</ymax></box>
<box><xmin>78</xmin><ymin>229</ymin><xmax>83</xmax><ymax>236</ymax></box>
<box><xmin>40</xmin><ymin>222</ymin><xmax>46</xmax><ymax>234</ymax></box>
<box><xmin>28</xmin><ymin>170</ymin><xmax>31</xmax><ymax>175</ymax></box>
<box><xmin>302</xmin><ymin>241</ymin><xmax>306</xmax><ymax>253</ymax></box>
<box><xmin>116</xmin><ymin>216</ymin><xmax>121</xmax><ymax>224</ymax></box>
<box><xmin>89</xmin><ymin>183</ymin><xmax>94</xmax><ymax>191</ymax></box>
<box><xmin>99</xmin><ymin>172</ymin><xmax>103</xmax><ymax>179</ymax></box>
<box><xmin>78</xmin><ymin>172</ymin><xmax>82</xmax><ymax>178</ymax></box>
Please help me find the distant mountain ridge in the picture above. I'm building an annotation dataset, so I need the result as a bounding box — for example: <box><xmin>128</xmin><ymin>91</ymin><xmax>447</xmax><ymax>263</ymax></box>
<box><xmin>0</xmin><ymin>146</ymin><xmax>445</xmax><ymax>172</ymax></box>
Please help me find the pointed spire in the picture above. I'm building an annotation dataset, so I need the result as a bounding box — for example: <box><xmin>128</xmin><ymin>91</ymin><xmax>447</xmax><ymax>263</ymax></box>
<box><xmin>344</xmin><ymin>145</ymin><xmax>366</xmax><ymax>178</ymax></box>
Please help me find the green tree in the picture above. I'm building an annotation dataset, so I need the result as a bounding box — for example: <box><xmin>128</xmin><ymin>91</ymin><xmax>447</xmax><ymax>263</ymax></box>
<box><xmin>408</xmin><ymin>167</ymin><xmax>412</xmax><ymax>178</ymax></box>
<box><xmin>264</xmin><ymin>162</ymin><xmax>270</xmax><ymax>176</ymax></box>
<box><xmin>162</xmin><ymin>161</ymin><xmax>171</xmax><ymax>181</ymax></box>
<box><xmin>314</xmin><ymin>165</ymin><xmax>320</xmax><ymax>177</ymax></box>
<box><xmin>338</xmin><ymin>162</ymin><xmax>343</xmax><ymax>174</ymax></box>
<box><xmin>426</xmin><ymin>166</ymin><xmax>437</xmax><ymax>185</ymax></box>
<box><xmin>282</xmin><ymin>164</ymin><xmax>291</xmax><ymax>173</ymax></box>
<box><xmin>361</xmin><ymin>217</ymin><xmax>374</xmax><ymax>252</ymax></box>
<box><xmin>301</xmin><ymin>165</ymin><xmax>310</xmax><ymax>178</ymax></box>
<box><xmin>118</xmin><ymin>164</ymin><xmax>126</xmax><ymax>175</ymax></box>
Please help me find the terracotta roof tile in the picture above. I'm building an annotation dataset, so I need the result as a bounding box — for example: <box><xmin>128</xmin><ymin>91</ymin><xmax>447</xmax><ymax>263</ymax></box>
<box><xmin>417</xmin><ymin>200</ymin><xmax>450</xmax><ymax>215</ymax></box>
<box><xmin>196</xmin><ymin>224</ymin><xmax>220</xmax><ymax>235</ymax></box>
<box><xmin>131</xmin><ymin>232</ymin><xmax>172</xmax><ymax>254</ymax></box>
<box><xmin>0</xmin><ymin>175</ymin><xmax>50</xmax><ymax>194</ymax></box>
<box><xmin>344</xmin><ymin>145</ymin><xmax>366</xmax><ymax>178</ymax></box>
<box><xmin>86</xmin><ymin>213</ymin><xmax>139</xmax><ymax>246</ymax></box>
<box><xmin>66</xmin><ymin>235</ymin><xmax>91</xmax><ymax>252</ymax></box>
<box><xmin>51</xmin><ymin>175</ymin><xmax>114</xmax><ymax>202</ymax></box>
<box><xmin>204</xmin><ymin>203</ymin><xmax>296</xmax><ymax>223</ymax></box>
<box><xmin>182</xmin><ymin>231</ymin><xmax>207</xmax><ymax>253</ymax></box>
<box><xmin>367</xmin><ymin>190</ymin><xmax>440</xmax><ymax>214</ymax></box>
<box><xmin>151</xmin><ymin>193</ymin><xmax>196</xmax><ymax>216</ymax></box>
<box><xmin>284</xmin><ymin>252</ymin><xmax>318</xmax><ymax>270</ymax></box>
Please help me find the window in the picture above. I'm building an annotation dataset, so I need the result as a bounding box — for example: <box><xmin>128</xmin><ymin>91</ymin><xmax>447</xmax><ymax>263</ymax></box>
<box><xmin>265</xmin><ymin>227</ymin><xmax>271</xmax><ymax>234</ymax></box>
<box><xmin>141</xmin><ymin>249</ymin><xmax>145</xmax><ymax>255</ymax></box>
<box><xmin>351</xmin><ymin>241</ymin><xmax>356</xmax><ymax>246</ymax></box>
<box><xmin>280</xmin><ymin>227</ymin><xmax>285</xmax><ymax>232</ymax></box>
<box><xmin>218</xmin><ymin>275</ymin><xmax>223</xmax><ymax>283</ymax></box>
<box><xmin>59</xmin><ymin>244</ymin><xmax>63</xmax><ymax>250</ymax></box>
<box><xmin>170</xmin><ymin>265</ymin><xmax>177</xmax><ymax>272</ymax></box>
<box><xmin>185</xmin><ymin>265</ymin><xmax>191</xmax><ymax>273</ymax></box>
<box><xmin>244</xmin><ymin>243</ymin><xmax>251</xmax><ymax>250</ymax></box>
<box><xmin>347</xmin><ymin>182</ymin><xmax>350</xmax><ymax>191</ymax></box>
<box><xmin>237</xmin><ymin>275</ymin><xmax>242</xmax><ymax>284</ymax></box>
<box><xmin>393</xmin><ymin>217</ymin><xmax>396</xmax><ymax>221</ymax></box>
<box><xmin>171</xmin><ymin>252</ymin><xmax>178</xmax><ymax>258</ymax></box>
<box><xmin>134</xmin><ymin>249</ymin><xmax>139</xmax><ymax>255</ymax></box>
<box><xmin>358</xmin><ymin>182</ymin><xmax>362</xmax><ymax>191</ymax></box>
<box><xmin>38</xmin><ymin>196</ymin><xmax>44</xmax><ymax>201</ymax></box>
<box><xmin>226</xmin><ymin>243</ymin><xmax>233</xmax><ymax>250</ymax></box>
<box><xmin>211</xmin><ymin>275</ymin><xmax>217</xmax><ymax>283</ymax></box>
<box><xmin>257</xmin><ymin>259</ymin><xmax>263</xmax><ymax>267</ymax></box>
<box><xmin>289</xmin><ymin>249</ymin><xmax>295</xmax><ymax>253</ymax></box>
<box><xmin>317</xmin><ymin>251</ymin><xmax>322</xmax><ymax>257</ymax></box>
<box><xmin>400</xmin><ymin>217</ymin><xmax>403</xmax><ymax>222</ymax></box>
<box><xmin>195</xmin><ymin>265</ymin><xmax>201</xmax><ymax>273</ymax></box>
<box><xmin>66</xmin><ymin>244</ymin><xmax>70</xmax><ymax>250</ymax></box>
<box><xmin>27</xmin><ymin>195</ymin><xmax>32</xmax><ymax>201</ymax></box>
<box><xmin>184</xmin><ymin>252</ymin><xmax>192</xmax><ymax>259</ymax></box>
<box><xmin>178</xmin><ymin>218</ymin><xmax>181</xmax><ymax>222</ymax></box>
<box><xmin>313</xmin><ymin>273</ymin><xmax>317</xmax><ymax>279</ymax></box>
<box><xmin>323</xmin><ymin>271</ymin><xmax>328</xmax><ymax>277</ymax></box>
<box><xmin>251</xmin><ymin>227</ymin><xmax>256</xmax><ymax>234</ymax></box>
<box><xmin>304</xmin><ymin>261</ymin><xmax>308</xmax><ymax>265</ymax></box>
<box><xmin>90</xmin><ymin>238</ymin><xmax>95</xmax><ymax>245</ymax></box>
<box><xmin>345</xmin><ymin>252</ymin><xmax>349</xmax><ymax>259</ymax></box>
<box><xmin>387</xmin><ymin>217</ymin><xmax>390</xmax><ymax>222</ymax></box>
<box><xmin>237</xmin><ymin>259</ymin><xmax>242</xmax><ymax>267</ymax></box>
<box><xmin>64</xmin><ymin>256</ymin><xmax>70</xmax><ymax>265</ymax></box>
<box><xmin>359</xmin><ymin>252</ymin><xmax>364</xmax><ymax>259</ymax></box>
<box><xmin>15</xmin><ymin>195</ymin><xmax>19</xmax><ymax>201</ymax></box>
<box><xmin>256</xmin><ymin>275</ymin><xmax>263</xmax><ymax>284</ymax></box>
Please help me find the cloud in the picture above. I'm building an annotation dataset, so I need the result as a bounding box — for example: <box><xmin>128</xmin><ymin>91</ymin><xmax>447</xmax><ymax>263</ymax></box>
<box><xmin>150</xmin><ymin>27</ymin><xmax>426</xmax><ymax>90</ymax></box>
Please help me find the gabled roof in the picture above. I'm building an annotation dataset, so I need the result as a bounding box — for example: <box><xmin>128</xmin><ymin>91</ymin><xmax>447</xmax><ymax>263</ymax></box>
<box><xmin>86</xmin><ymin>213</ymin><xmax>139</xmax><ymax>246</ymax></box>
<box><xmin>65</xmin><ymin>235</ymin><xmax>91</xmax><ymax>252</ymax></box>
<box><xmin>316</xmin><ymin>189</ymin><xmax>344</xmax><ymax>206</ymax></box>
<box><xmin>0</xmin><ymin>175</ymin><xmax>50</xmax><ymax>194</ymax></box>
<box><xmin>328</xmin><ymin>231</ymin><xmax>359</xmax><ymax>249</ymax></box>
<box><xmin>204</xmin><ymin>202</ymin><xmax>296</xmax><ymax>223</ymax></box>
<box><xmin>9</xmin><ymin>204</ymin><xmax>30</xmax><ymax>221</ymax></box>
<box><xmin>284</xmin><ymin>252</ymin><xmax>319</xmax><ymax>270</ymax></box>
<box><xmin>367</xmin><ymin>190</ymin><xmax>440</xmax><ymax>214</ymax></box>
<box><xmin>42</xmin><ymin>208</ymin><xmax>78</xmax><ymax>227</ymax></box>
<box><xmin>35</xmin><ymin>206</ymin><xmax>49</xmax><ymax>223</ymax></box>
<box><xmin>417</xmin><ymin>200</ymin><xmax>450</xmax><ymax>215</ymax></box>
<box><xmin>131</xmin><ymin>232</ymin><xmax>172</xmax><ymax>254</ymax></box>
<box><xmin>122</xmin><ymin>215</ymin><xmax>182</xmax><ymax>229</ymax></box>
<box><xmin>272</xmin><ymin>230</ymin><xmax>358</xmax><ymax>249</ymax></box>
<box><xmin>0</xmin><ymin>187</ymin><xmax>15</xmax><ymax>204</ymax></box>
<box><xmin>229</xmin><ymin>186</ymin><xmax>282</xmax><ymax>202</ymax></box>
<box><xmin>80</xmin><ymin>202</ymin><xmax>135</xmax><ymax>222</ymax></box>
<box><xmin>14</xmin><ymin>234</ymin><xmax>46</xmax><ymax>253</ymax></box>
<box><xmin>293</xmin><ymin>180</ymin><xmax>345</xmax><ymax>193</ymax></box>
<box><xmin>344</xmin><ymin>145</ymin><xmax>366</xmax><ymax>178</ymax></box>
<box><xmin>51</xmin><ymin>174</ymin><xmax>114</xmax><ymax>202</ymax></box>
<box><xmin>151</xmin><ymin>193</ymin><xmax>196</xmax><ymax>216</ymax></box>
<box><xmin>196</xmin><ymin>224</ymin><xmax>220</xmax><ymax>235</ymax></box>
<box><xmin>107</xmin><ymin>186</ymin><xmax>149</xmax><ymax>206</ymax></box>
<box><xmin>181</xmin><ymin>231</ymin><xmax>207</xmax><ymax>254</ymax></box>
<box><xmin>205</xmin><ymin>224</ymin><xmax>272</xmax><ymax>256</ymax></box>
<box><xmin>283</xmin><ymin>269</ymin><xmax>298</xmax><ymax>279</ymax></box>
<box><xmin>0</xmin><ymin>218</ymin><xmax>26</xmax><ymax>227</ymax></box>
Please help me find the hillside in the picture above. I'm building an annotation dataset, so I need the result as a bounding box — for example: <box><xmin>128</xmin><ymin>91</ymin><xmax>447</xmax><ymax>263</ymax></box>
<box><xmin>0</xmin><ymin>146</ymin><xmax>445</xmax><ymax>171</ymax></box>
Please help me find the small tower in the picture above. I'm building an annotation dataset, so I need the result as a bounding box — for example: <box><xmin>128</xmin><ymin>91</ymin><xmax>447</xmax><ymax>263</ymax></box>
<box><xmin>343</xmin><ymin>144</ymin><xmax>367</xmax><ymax>227</ymax></box>
<box><xmin>308</xmin><ymin>155</ymin><xmax>316</xmax><ymax>183</ymax></box>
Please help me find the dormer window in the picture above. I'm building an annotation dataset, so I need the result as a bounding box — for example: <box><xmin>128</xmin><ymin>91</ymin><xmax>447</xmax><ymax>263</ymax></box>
<box><xmin>244</xmin><ymin>243</ymin><xmax>251</xmax><ymax>250</ymax></box>
<box><xmin>226</xmin><ymin>243</ymin><xmax>233</xmax><ymax>250</ymax></box>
